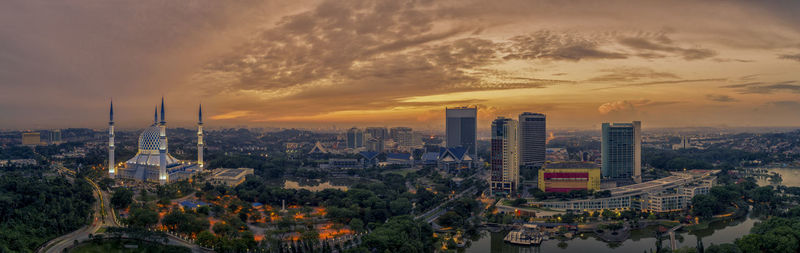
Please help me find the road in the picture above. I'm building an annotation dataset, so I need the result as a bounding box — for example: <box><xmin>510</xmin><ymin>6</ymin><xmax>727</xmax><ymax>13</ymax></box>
<box><xmin>416</xmin><ymin>186</ymin><xmax>478</xmax><ymax>223</ymax></box>
<box><xmin>39</xmin><ymin>177</ymin><xmax>109</xmax><ymax>253</ymax></box>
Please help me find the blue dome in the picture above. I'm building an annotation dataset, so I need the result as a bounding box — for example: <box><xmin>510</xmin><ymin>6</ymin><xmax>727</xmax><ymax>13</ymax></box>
<box><xmin>138</xmin><ymin>125</ymin><xmax>163</xmax><ymax>151</ymax></box>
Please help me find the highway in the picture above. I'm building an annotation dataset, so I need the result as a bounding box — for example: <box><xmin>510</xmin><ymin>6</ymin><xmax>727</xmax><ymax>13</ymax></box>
<box><xmin>39</xmin><ymin>177</ymin><xmax>108</xmax><ymax>253</ymax></box>
<box><xmin>39</xmin><ymin>176</ymin><xmax>208</xmax><ymax>253</ymax></box>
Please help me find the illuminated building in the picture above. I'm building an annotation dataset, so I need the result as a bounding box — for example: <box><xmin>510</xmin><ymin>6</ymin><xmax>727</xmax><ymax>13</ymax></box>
<box><xmin>490</xmin><ymin>117</ymin><xmax>519</xmax><ymax>195</ymax></box>
<box><xmin>108</xmin><ymin>101</ymin><xmax>115</xmax><ymax>179</ymax></box>
<box><xmin>209</xmin><ymin>168</ymin><xmax>254</xmax><ymax>187</ymax></box>
<box><xmin>112</xmin><ymin>98</ymin><xmax>204</xmax><ymax>184</ymax></box>
<box><xmin>537</xmin><ymin>162</ymin><xmax>601</xmax><ymax>193</ymax></box>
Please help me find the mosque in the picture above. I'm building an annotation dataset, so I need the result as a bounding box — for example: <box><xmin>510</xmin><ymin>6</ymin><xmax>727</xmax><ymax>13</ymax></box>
<box><xmin>108</xmin><ymin>98</ymin><xmax>204</xmax><ymax>185</ymax></box>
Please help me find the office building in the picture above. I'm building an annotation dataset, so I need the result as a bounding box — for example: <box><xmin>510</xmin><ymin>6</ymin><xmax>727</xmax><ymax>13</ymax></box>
<box><xmin>446</xmin><ymin>107</ymin><xmax>477</xmax><ymax>158</ymax></box>
<box><xmin>601</xmin><ymin>121</ymin><xmax>642</xmax><ymax>182</ymax></box>
<box><xmin>519</xmin><ymin>112</ymin><xmax>546</xmax><ymax>167</ymax></box>
<box><xmin>22</xmin><ymin>132</ymin><xmax>41</xmax><ymax>146</ymax></box>
<box><xmin>366</xmin><ymin>137</ymin><xmax>384</xmax><ymax>152</ymax></box>
<box><xmin>538</xmin><ymin>162</ymin><xmax>601</xmax><ymax>193</ymax></box>
<box><xmin>346</xmin><ymin>127</ymin><xmax>364</xmax><ymax>149</ymax></box>
<box><xmin>490</xmin><ymin>117</ymin><xmax>519</xmax><ymax>195</ymax></box>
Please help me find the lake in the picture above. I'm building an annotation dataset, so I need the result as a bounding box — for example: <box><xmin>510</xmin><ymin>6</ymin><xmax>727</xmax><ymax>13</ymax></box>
<box><xmin>757</xmin><ymin>167</ymin><xmax>800</xmax><ymax>187</ymax></box>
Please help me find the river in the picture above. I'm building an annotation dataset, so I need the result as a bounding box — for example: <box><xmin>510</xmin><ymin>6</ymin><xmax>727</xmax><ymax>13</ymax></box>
<box><xmin>465</xmin><ymin>213</ymin><xmax>759</xmax><ymax>252</ymax></box>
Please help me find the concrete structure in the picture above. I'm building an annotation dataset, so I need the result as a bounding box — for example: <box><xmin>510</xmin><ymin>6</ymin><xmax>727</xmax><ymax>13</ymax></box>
<box><xmin>601</xmin><ymin>121</ymin><xmax>642</xmax><ymax>182</ymax></box>
<box><xmin>22</xmin><ymin>132</ymin><xmax>41</xmax><ymax>146</ymax></box>
<box><xmin>491</xmin><ymin>117</ymin><xmax>519</xmax><ymax>195</ymax></box>
<box><xmin>519</xmin><ymin>112</ymin><xmax>546</xmax><ymax>167</ymax></box>
<box><xmin>346</xmin><ymin>127</ymin><xmax>364</xmax><ymax>149</ymax></box>
<box><xmin>537</xmin><ymin>162</ymin><xmax>601</xmax><ymax>193</ymax></box>
<box><xmin>672</xmin><ymin>136</ymin><xmax>691</xmax><ymax>150</ymax></box>
<box><xmin>366</xmin><ymin>137</ymin><xmax>384</xmax><ymax>152</ymax></box>
<box><xmin>108</xmin><ymin>101</ymin><xmax>115</xmax><ymax>179</ymax></box>
<box><xmin>209</xmin><ymin>168</ymin><xmax>254</xmax><ymax>187</ymax></box>
<box><xmin>446</xmin><ymin>107</ymin><xmax>477</xmax><ymax>159</ymax></box>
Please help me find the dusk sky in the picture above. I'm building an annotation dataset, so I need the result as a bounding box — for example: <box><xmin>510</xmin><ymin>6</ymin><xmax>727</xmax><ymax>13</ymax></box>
<box><xmin>2</xmin><ymin>0</ymin><xmax>800</xmax><ymax>131</ymax></box>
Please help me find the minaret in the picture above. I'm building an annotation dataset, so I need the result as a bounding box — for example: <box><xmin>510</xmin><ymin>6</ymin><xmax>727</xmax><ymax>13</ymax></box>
<box><xmin>197</xmin><ymin>104</ymin><xmax>204</xmax><ymax>169</ymax></box>
<box><xmin>108</xmin><ymin>100</ymin><xmax>115</xmax><ymax>179</ymax></box>
<box><xmin>153</xmin><ymin>106</ymin><xmax>158</xmax><ymax>125</ymax></box>
<box><xmin>158</xmin><ymin>97</ymin><xmax>168</xmax><ymax>185</ymax></box>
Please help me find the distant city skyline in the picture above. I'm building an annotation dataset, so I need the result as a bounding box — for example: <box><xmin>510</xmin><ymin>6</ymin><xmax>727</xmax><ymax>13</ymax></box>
<box><xmin>2</xmin><ymin>1</ymin><xmax>800</xmax><ymax>130</ymax></box>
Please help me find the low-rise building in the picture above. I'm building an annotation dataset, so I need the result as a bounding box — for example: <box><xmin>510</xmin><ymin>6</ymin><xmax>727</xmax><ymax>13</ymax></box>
<box><xmin>209</xmin><ymin>168</ymin><xmax>254</xmax><ymax>187</ymax></box>
<box><xmin>538</xmin><ymin>162</ymin><xmax>601</xmax><ymax>193</ymax></box>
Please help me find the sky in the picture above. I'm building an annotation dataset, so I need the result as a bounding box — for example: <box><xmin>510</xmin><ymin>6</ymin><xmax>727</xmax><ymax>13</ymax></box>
<box><xmin>1</xmin><ymin>0</ymin><xmax>800</xmax><ymax>131</ymax></box>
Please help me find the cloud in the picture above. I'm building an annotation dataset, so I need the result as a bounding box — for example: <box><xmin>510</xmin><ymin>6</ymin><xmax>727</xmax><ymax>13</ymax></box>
<box><xmin>597</xmin><ymin>99</ymin><xmax>678</xmax><ymax>114</ymax></box>
<box><xmin>502</xmin><ymin>31</ymin><xmax>627</xmax><ymax>61</ymax></box>
<box><xmin>706</xmin><ymin>94</ymin><xmax>738</xmax><ymax>102</ymax></box>
<box><xmin>617</xmin><ymin>35</ymin><xmax>717</xmax><ymax>60</ymax></box>
<box><xmin>723</xmin><ymin>81</ymin><xmax>800</xmax><ymax>94</ymax></box>
<box><xmin>587</xmin><ymin>67</ymin><xmax>680</xmax><ymax>83</ymax></box>
<box><xmin>210</xmin><ymin>110</ymin><xmax>254</xmax><ymax>120</ymax></box>
<box><xmin>779</xmin><ymin>53</ymin><xmax>800</xmax><ymax>62</ymax></box>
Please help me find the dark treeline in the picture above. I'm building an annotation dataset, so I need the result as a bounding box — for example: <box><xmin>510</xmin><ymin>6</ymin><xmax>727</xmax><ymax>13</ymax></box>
<box><xmin>643</xmin><ymin>147</ymin><xmax>773</xmax><ymax>171</ymax></box>
<box><xmin>0</xmin><ymin>172</ymin><xmax>95</xmax><ymax>252</ymax></box>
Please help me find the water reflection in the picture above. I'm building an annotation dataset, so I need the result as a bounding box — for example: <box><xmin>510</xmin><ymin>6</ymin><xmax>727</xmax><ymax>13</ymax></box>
<box><xmin>465</xmin><ymin>213</ymin><xmax>760</xmax><ymax>252</ymax></box>
<box><xmin>756</xmin><ymin>167</ymin><xmax>800</xmax><ymax>187</ymax></box>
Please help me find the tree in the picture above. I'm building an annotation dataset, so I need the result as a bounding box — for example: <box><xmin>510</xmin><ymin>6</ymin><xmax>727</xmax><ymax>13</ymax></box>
<box><xmin>691</xmin><ymin>194</ymin><xmax>720</xmax><ymax>219</ymax></box>
<box><xmin>349</xmin><ymin>218</ymin><xmax>365</xmax><ymax>232</ymax></box>
<box><xmin>126</xmin><ymin>207</ymin><xmax>159</xmax><ymax>228</ymax></box>
<box><xmin>197</xmin><ymin>230</ymin><xmax>217</xmax><ymax>247</ymax></box>
<box><xmin>111</xmin><ymin>187</ymin><xmax>134</xmax><ymax>210</ymax></box>
<box><xmin>706</xmin><ymin>243</ymin><xmax>741</xmax><ymax>253</ymax></box>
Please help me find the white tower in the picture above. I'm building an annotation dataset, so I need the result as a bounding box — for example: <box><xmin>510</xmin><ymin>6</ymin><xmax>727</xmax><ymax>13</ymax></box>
<box><xmin>158</xmin><ymin>97</ymin><xmax>168</xmax><ymax>185</ymax></box>
<box><xmin>108</xmin><ymin>100</ymin><xmax>115</xmax><ymax>179</ymax></box>
<box><xmin>197</xmin><ymin>104</ymin><xmax>204</xmax><ymax>169</ymax></box>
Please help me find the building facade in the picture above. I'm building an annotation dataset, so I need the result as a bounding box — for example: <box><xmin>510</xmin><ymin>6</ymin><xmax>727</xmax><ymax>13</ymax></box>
<box><xmin>390</xmin><ymin>127</ymin><xmax>413</xmax><ymax>148</ymax></box>
<box><xmin>22</xmin><ymin>132</ymin><xmax>41</xmax><ymax>146</ymax></box>
<box><xmin>601</xmin><ymin>121</ymin><xmax>642</xmax><ymax>182</ymax></box>
<box><xmin>346</xmin><ymin>127</ymin><xmax>364</xmax><ymax>149</ymax></box>
<box><xmin>365</xmin><ymin>127</ymin><xmax>388</xmax><ymax>141</ymax></box>
<box><xmin>519</xmin><ymin>112</ymin><xmax>546</xmax><ymax>167</ymax></box>
<box><xmin>490</xmin><ymin>117</ymin><xmax>519</xmax><ymax>195</ymax></box>
<box><xmin>446</xmin><ymin>107</ymin><xmax>477</xmax><ymax>159</ymax></box>
<box><xmin>538</xmin><ymin>162</ymin><xmax>601</xmax><ymax>193</ymax></box>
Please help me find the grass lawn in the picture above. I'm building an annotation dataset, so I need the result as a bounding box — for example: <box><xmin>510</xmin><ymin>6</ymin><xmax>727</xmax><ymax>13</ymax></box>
<box><xmin>70</xmin><ymin>239</ymin><xmax>190</xmax><ymax>253</ymax></box>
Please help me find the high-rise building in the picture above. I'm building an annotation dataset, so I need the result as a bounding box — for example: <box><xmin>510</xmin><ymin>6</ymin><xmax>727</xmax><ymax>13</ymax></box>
<box><xmin>446</xmin><ymin>107</ymin><xmax>477</xmax><ymax>159</ymax></box>
<box><xmin>490</xmin><ymin>117</ymin><xmax>519</xmax><ymax>195</ymax></box>
<box><xmin>390</xmin><ymin>127</ymin><xmax>413</xmax><ymax>147</ymax></box>
<box><xmin>519</xmin><ymin>112</ymin><xmax>546</xmax><ymax>167</ymax></box>
<box><xmin>346</xmin><ymin>127</ymin><xmax>364</xmax><ymax>149</ymax></box>
<box><xmin>197</xmin><ymin>104</ymin><xmax>204</xmax><ymax>169</ymax></box>
<box><xmin>601</xmin><ymin>121</ymin><xmax>642</xmax><ymax>182</ymax></box>
<box><xmin>22</xmin><ymin>132</ymin><xmax>41</xmax><ymax>146</ymax></box>
<box><xmin>365</xmin><ymin>127</ymin><xmax>388</xmax><ymax>140</ymax></box>
<box><xmin>108</xmin><ymin>101</ymin><xmax>115</xmax><ymax>179</ymax></box>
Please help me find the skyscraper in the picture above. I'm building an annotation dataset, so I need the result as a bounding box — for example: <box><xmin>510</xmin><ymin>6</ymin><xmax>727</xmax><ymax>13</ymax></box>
<box><xmin>446</xmin><ymin>107</ymin><xmax>477</xmax><ymax>159</ymax></box>
<box><xmin>49</xmin><ymin>129</ymin><xmax>62</xmax><ymax>144</ymax></box>
<box><xmin>601</xmin><ymin>121</ymin><xmax>642</xmax><ymax>182</ymax></box>
<box><xmin>346</xmin><ymin>127</ymin><xmax>364</xmax><ymax>149</ymax></box>
<box><xmin>490</xmin><ymin>117</ymin><xmax>519</xmax><ymax>195</ymax></box>
<box><xmin>197</xmin><ymin>104</ymin><xmax>204</xmax><ymax>169</ymax></box>
<box><xmin>519</xmin><ymin>112</ymin><xmax>546</xmax><ymax>167</ymax></box>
